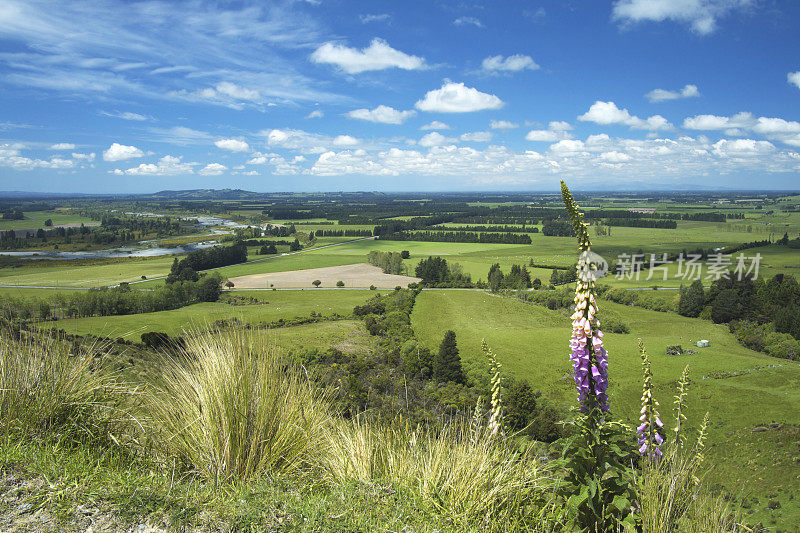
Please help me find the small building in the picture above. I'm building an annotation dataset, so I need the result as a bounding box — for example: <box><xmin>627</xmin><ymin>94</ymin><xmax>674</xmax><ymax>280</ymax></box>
<box><xmin>696</xmin><ymin>340</ymin><xmax>710</xmax><ymax>348</ymax></box>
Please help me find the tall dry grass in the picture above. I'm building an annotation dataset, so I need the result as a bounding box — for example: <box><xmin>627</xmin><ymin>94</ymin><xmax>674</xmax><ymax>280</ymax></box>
<box><xmin>142</xmin><ymin>329</ymin><xmax>331</xmax><ymax>483</ymax></box>
<box><xmin>322</xmin><ymin>417</ymin><xmax>558</xmax><ymax>530</ymax></box>
<box><xmin>0</xmin><ymin>329</ymin><xmax>120</xmax><ymax>439</ymax></box>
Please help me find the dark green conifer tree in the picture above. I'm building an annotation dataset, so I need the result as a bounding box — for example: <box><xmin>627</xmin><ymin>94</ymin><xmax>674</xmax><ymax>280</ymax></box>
<box><xmin>433</xmin><ymin>330</ymin><xmax>464</xmax><ymax>384</ymax></box>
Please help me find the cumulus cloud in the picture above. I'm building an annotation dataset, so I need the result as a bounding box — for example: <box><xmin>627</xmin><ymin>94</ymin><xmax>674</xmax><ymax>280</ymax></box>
<box><xmin>199</xmin><ymin>163</ymin><xmax>228</xmax><ymax>175</ymax></box>
<box><xmin>103</xmin><ymin>142</ymin><xmax>144</xmax><ymax>162</ymax></box>
<box><xmin>453</xmin><ymin>16</ymin><xmax>484</xmax><ymax>27</ymax></box>
<box><xmin>333</xmin><ymin>135</ymin><xmax>359</xmax><ymax>147</ymax></box>
<box><xmin>683</xmin><ymin>112</ymin><xmax>752</xmax><ymax>130</ymax></box>
<box><xmin>600</xmin><ymin>151</ymin><xmax>632</xmax><ymax>162</ymax></box>
<box><xmin>420</xmin><ymin>121</ymin><xmax>450</xmax><ymax>130</ymax></box>
<box><xmin>50</xmin><ymin>143</ymin><xmax>75</xmax><ymax>150</ymax></box>
<box><xmin>347</xmin><ymin>105</ymin><xmax>416</xmax><ymax>124</ymax></box>
<box><xmin>526</xmin><ymin>120</ymin><xmax>574</xmax><ymax>142</ymax></box>
<box><xmin>419</xmin><ymin>132</ymin><xmax>457</xmax><ymax>147</ymax></box>
<box><xmin>526</xmin><ymin>130</ymin><xmax>562</xmax><ymax>142</ymax></box>
<box><xmin>306</xmin><ymin>109</ymin><xmax>324</xmax><ymax>119</ymax></box>
<box><xmin>122</xmin><ymin>155</ymin><xmax>195</xmax><ymax>175</ymax></box>
<box><xmin>214</xmin><ymin>138</ymin><xmax>251</xmax><ymax>152</ymax></box>
<box><xmin>578</xmin><ymin>101</ymin><xmax>672</xmax><ymax>130</ymax></box>
<box><xmin>0</xmin><ymin>145</ymin><xmax>81</xmax><ymax>171</ymax></box>
<box><xmin>612</xmin><ymin>0</ymin><xmax>753</xmax><ymax>35</ymax></box>
<box><xmin>310</xmin><ymin>38</ymin><xmax>425</xmax><ymax>74</ymax></box>
<box><xmin>416</xmin><ymin>82</ymin><xmax>504</xmax><ymax>113</ymax></box>
<box><xmin>645</xmin><ymin>84</ymin><xmax>700</xmax><ymax>102</ymax></box>
<box><xmin>481</xmin><ymin>54</ymin><xmax>540</xmax><ymax>74</ymax></box>
<box><xmin>460</xmin><ymin>131</ymin><xmax>492</xmax><ymax>142</ymax></box>
<box><xmin>789</xmin><ymin>71</ymin><xmax>800</xmax><ymax>89</ymax></box>
<box><xmin>491</xmin><ymin>120</ymin><xmax>518</xmax><ymax>130</ymax></box>
<box><xmin>71</xmin><ymin>152</ymin><xmax>95</xmax><ymax>161</ymax></box>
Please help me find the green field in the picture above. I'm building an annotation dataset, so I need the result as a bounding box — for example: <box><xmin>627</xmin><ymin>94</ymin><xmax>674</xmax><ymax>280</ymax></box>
<box><xmin>50</xmin><ymin>290</ymin><xmax>372</xmax><ymax>338</ymax></box>
<box><xmin>0</xmin><ymin>210</ymin><xmax>92</xmax><ymax>230</ymax></box>
<box><xmin>412</xmin><ymin>290</ymin><xmax>800</xmax><ymax>525</ymax></box>
<box><xmin>0</xmin><ymin>256</ymin><xmax>177</xmax><ymax>287</ymax></box>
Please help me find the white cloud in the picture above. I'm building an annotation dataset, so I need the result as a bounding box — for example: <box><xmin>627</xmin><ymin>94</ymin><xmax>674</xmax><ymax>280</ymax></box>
<box><xmin>645</xmin><ymin>84</ymin><xmax>700</xmax><ymax>102</ymax></box>
<box><xmin>123</xmin><ymin>155</ymin><xmax>195</xmax><ymax>175</ymax></box>
<box><xmin>453</xmin><ymin>16</ymin><xmax>484</xmax><ymax>28</ymax></box>
<box><xmin>199</xmin><ymin>163</ymin><xmax>227</xmax><ymax>175</ymax></box>
<box><xmin>481</xmin><ymin>54</ymin><xmax>540</xmax><ymax>74</ymax></box>
<box><xmin>415</xmin><ymin>81</ymin><xmax>504</xmax><ymax>113</ymax></box>
<box><xmin>50</xmin><ymin>143</ymin><xmax>75</xmax><ymax>150</ymax></box>
<box><xmin>420</xmin><ymin>121</ymin><xmax>450</xmax><ymax>130</ymax></box>
<box><xmin>712</xmin><ymin>138</ymin><xmax>775</xmax><ymax>156</ymax></box>
<box><xmin>491</xmin><ymin>120</ymin><xmax>518</xmax><ymax>130</ymax></box>
<box><xmin>460</xmin><ymin>131</ymin><xmax>492</xmax><ymax>142</ymax></box>
<box><xmin>145</xmin><ymin>126</ymin><xmax>213</xmax><ymax>146</ymax></box>
<box><xmin>752</xmin><ymin>117</ymin><xmax>800</xmax><ymax>135</ymax></box>
<box><xmin>103</xmin><ymin>142</ymin><xmax>144</xmax><ymax>162</ymax></box>
<box><xmin>682</xmin><ymin>112</ymin><xmax>755</xmax><ymax>130</ymax></box>
<box><xmin>360</xmin><ymin>13</ymin><xmax>391</xmax><ymax>23</ymax></box>
<box><xmin>549</xmin><ymin>139</ymin><xmax>586</xmax><ymax>153</ymax></box>
<box><xmin>612</xmin><ymin>0</ymin><xmax>753</xmax><ymax>35</ymax></box>
<box><xmin>789</xmin><ymin>71</ymin><xmax>800</xmax><ymax>90</ymax></box>
<box><xmin>578</xmin><ymin>101</ymin><xmax>672</xmax><ymax>130</ymax></box>
<box><xmin>600</xmin><ymin>151</ymin><xmax>632</xmax><ymax>162</ymax></box>
<box><xmin>71</xmin><ymin>152</ymin><xmax>95</xmax><ymax>161</ymax></box>
<box><xmin>526</xmin><ymin>130</ymin><xmax>560</xmax><ymax>142</ymax></box>
<box><xmin>178</xmin><ymin>82</ymin><xmax>264</xmax><ymax>109</ymax></box>
<box><xmin>214</xmin><ymin>138</ymin><xmax>251</xmax><ymax>152</ymax></box>
<box><xmin>102</xmin><ymin>111</ymin><xmax>148</xmax><ymax>121</ymax></box>
<box><xmin>310</xmin><ymin>38</ymin><xmax>425</xmax><ymax>74</ymax></box>
<box><xmin>306</xmin><ymin>109</ymin><xmax>324</xmax><ymax>119</ymax></box>
<box><xmin>347</xmin><ymin>105</ymin><xmax>416</xmax><ymax>124</ymax></box>
<box><xmin>333</xmin><ymin>135</ymin><xmax>359</xmax><ymax>147</ymax></box>
<box><xmin>419</xmin><ymin>132</ymin><xmax>457</xmax><ymax>147</ymax></box>
<box><xmin>549</xmin><ymin>121</ymin><xmax>573</xmax><ymax>131</ymax></box>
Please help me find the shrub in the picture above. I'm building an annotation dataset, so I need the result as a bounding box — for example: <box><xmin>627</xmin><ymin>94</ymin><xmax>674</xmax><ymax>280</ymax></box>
<box><xmin>312</xmin><ymin>279</ymin><xmax>321</xmax><ymax>287</ymax></box>
<box><xmin>0</xmin><ymin>331</ymin><xmax>120</xmax><ymax>438</ymax></box>
<box><xmin>336</xmin><ymin>280</ymin><xmax>345</xmax><ymax>287</ymax></box>
<box><xmin>143</xmin><ymin>329</ymin><xmax>331</xmax><ymax>482</ymax></box>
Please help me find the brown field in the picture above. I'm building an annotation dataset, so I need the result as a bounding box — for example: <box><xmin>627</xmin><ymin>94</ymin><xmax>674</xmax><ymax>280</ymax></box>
<box><xmin>228</xmin><ymin>263</ymin><xmax>422</xmax><ymax>289</ymax></box>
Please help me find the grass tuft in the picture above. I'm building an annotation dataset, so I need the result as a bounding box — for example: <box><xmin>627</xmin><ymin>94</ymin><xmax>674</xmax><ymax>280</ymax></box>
<box><xmin>0</xmin><ymin>329</ymin><xmax>122</xmax><ymax>441</ymax></box>
<box><xmin>142</xmin><ymin>328</ymin><xmax>331</xmax><ymax>483</ymax></box>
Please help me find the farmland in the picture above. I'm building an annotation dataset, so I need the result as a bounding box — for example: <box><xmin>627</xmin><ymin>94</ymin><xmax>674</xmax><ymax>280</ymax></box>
<box><xmin>1</xmin><ymin>189</ymin><xmax>799</xmax><ymax>530</ymax></box>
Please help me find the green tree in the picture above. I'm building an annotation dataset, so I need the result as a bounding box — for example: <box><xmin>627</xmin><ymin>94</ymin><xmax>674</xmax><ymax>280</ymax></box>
<box><xmin>433</xmin><ymin>330</ymin><xmax>464</xmax><ymax>384</ymax></box>
<box><xmin>677</xmin><ymin>279</ymin><xmax>705</xmax><ymax>317</ymax></box>
<box><xmin>312</xmin><ymin>279</ymin><xmax>321</xmax><ymax>287</ymax></box>
<box><xmin>711</xmin><ymin>289</ymin><xmax>740</xmax><ymax>323</ymax></box>
<box><xmin>336</xmin><ymin>280</ymin><xmax>345</xmax><ymax>287</ymax></box>
<box><xmin>487</xmin><ymin>263</ymin><xmax>503</xmax><ymax>292</ymax></box>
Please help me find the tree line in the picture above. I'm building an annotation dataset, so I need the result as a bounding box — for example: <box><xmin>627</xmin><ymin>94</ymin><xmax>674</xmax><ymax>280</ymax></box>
<box><xmin>0</xmin><ymin>274</ymin><xmax>224</xmax><ymax>321</ymax></box>
<box><xmin>678</xmin><ymin>273</ymin><xmax>800</xmax><ymax>359</ymax></box>
<box><xmin>379</xmin><ymin>231</ymin><xmax>531</xmax><ymax>244</ymax></box>
<box><xmin>314</xmin><ymin>229</ymin><xmax>374</xmax><ymax>237</ymax></box>
<box><xmin>604</xmin><ymin>218</ymin><xmax>678</xmax><ymax>229</ymax></box>
<box><xmin>366</xmin><ymin>250</ymin><xmax>408</xmax><ymax>275</ymax></box>
<box><xmin>414</xmin><ymin>256</ymin><xmax>474</xmax><ymax>287</ymax></box>
<box><xmin>166</xmin><ymin>243</ymin><xmax>247</xmax><ymax>283</ymax></box>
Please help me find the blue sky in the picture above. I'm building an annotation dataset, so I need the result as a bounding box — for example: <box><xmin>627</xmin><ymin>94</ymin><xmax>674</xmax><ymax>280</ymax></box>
<box><xmin>0</xmin><ymin>0</ymin><xmax>799</xmax><ymax>193</ymax></box>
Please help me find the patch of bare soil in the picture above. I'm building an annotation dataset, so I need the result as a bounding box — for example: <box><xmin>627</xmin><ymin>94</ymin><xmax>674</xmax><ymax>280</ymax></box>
<box><xmin>228</xmin><ymin>263</ymin><xmax>421</xmax><ymax>289</ymax></box>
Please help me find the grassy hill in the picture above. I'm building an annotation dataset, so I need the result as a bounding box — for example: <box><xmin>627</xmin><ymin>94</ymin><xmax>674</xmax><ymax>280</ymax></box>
<box><xmin>412</xmin><ymin>290</ymin><xmax>800</xmax><ymax>528</ymax></box>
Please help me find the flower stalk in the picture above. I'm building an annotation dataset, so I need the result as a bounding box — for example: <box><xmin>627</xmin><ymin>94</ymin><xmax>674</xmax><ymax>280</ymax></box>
<box><xmin>637</xmin><ymin>339</ymin><xmax>664</xmax><ymax>461</ymax></box>
<box><xmin>561</xmin><ymin>181</ymin><xmax>609</xmax><ymax>413</ymax></box>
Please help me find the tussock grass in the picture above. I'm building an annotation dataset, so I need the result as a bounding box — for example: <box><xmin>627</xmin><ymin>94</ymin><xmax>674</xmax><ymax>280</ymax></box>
<box><xmin>0</xmin><ymin>329</ymin><xmax>121</xmax><ymax>439</ymax></box>
<box><xmin>322</xmin><ymin>417</ymin><xmax>557</xmax><ymax>530</ymax></box>
<box><xmin>142</xmin><ymin>329</ymin><xmax>331</xmax><ymax>483</ymax></box>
